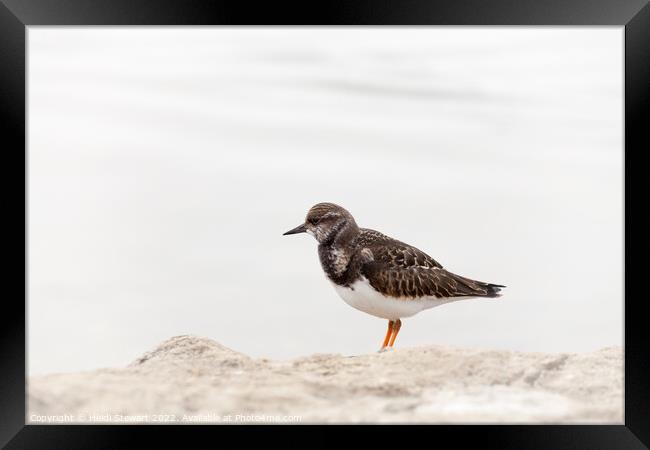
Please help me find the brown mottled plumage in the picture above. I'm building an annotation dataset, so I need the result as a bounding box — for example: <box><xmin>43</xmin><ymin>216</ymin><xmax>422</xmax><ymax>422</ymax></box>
<box><xmin>283</xmin><ymin>202</ymin><xmax>505</xmax><ymax>350</ymax></box>
<box><xmin>358</xmin><ymin>230</ymin><xmax>502</xmax><ymax>299</ymax></box>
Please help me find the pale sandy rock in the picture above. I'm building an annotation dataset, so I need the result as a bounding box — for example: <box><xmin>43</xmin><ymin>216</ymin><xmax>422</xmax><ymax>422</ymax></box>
<box><xmin>28</xmin><ymin>335</ymin><xmax>623</xmax><ymax>424</ymax></box>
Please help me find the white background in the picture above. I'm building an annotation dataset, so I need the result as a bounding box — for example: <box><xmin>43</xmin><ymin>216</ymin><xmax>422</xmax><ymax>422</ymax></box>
<box><xmin>28</xmin><ymin>28</ymin><xmax>623</xmax><ymax>375</ymax></box>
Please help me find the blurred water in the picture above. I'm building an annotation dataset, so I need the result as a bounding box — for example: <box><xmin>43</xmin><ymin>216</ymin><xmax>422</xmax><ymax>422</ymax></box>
<box><xmin>28</xmin><ymin>28</ymin><xmax>623</xmax><ymax>375</ymax></box>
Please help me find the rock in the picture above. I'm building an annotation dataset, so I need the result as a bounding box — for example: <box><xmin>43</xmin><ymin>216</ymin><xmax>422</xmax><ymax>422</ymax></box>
<box><xmin>27</xmin><ymin>336</ymin><xmax>622</xmax><ymax>424</ymax></box>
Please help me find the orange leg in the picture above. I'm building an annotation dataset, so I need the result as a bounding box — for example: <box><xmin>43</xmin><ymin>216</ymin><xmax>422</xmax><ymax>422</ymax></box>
<box><xmin>388</xmin><ymin>319</ymin><xmax>402</xmax><ymax>347</ymax></box>
<box><xmin>381</xmin><ymin>320</ymin><xmax>395</xmax><ymax>350</ymax></box>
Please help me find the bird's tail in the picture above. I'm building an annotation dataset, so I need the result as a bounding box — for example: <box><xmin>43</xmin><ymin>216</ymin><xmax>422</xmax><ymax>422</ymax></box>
<box><xmin>484</xmin><ymin>283</ymin><xmax>506</xmax><ymax>298</ymax></box>
<box><xmin>448</xmin><ymin>271</ymin><xmax>506</xmax><ymax>298</ymax></box>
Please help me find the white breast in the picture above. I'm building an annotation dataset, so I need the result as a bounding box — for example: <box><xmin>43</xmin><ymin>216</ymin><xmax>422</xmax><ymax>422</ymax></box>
<box><xmin>331</xmin><ymin>277</ymin><xmax>461</xmax><ymax>320</ymax></box>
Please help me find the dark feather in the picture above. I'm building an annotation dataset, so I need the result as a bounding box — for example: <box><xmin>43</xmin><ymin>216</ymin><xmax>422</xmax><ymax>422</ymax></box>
<box><xmin>355</xmin><ymin>228</ymin><xmax>504</xmax><ymax>299</ymax></box>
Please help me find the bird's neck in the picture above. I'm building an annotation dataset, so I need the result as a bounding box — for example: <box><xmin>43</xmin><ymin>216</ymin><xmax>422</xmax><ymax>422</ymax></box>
<box><xmin>318</xmin><ymin>220</ymin><xmax>360</xmax><ymax>284</ymax></box>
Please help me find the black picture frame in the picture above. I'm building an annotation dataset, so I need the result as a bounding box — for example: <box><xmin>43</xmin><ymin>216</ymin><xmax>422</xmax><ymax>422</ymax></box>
<box><xmin>2</xmin><ymin>0</ymin><xmax>647</xmax><ymax>447</ymax></box>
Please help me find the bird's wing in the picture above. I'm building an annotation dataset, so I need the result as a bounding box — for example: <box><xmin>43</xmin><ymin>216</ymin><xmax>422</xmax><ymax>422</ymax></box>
<box><xmin>360</xmin><ymin>261</ymin><xmax>497</xmax><ymax>299</ymax></box>
<box><xmin>357</xmin><ymin>229</ymin><xmax>503</xmax><ymax>299</ymax></box>
<box><xmin>357</xmin><ymin>228</ymin><xmax>443</xmax><ymax>269</ymax></box>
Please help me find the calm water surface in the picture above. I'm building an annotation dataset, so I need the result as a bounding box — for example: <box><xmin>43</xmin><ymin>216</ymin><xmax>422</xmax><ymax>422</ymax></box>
<box><xmin>28</xmin><ymin>28</ymin><xmax>623</xmax><ymax>374</ymax></box>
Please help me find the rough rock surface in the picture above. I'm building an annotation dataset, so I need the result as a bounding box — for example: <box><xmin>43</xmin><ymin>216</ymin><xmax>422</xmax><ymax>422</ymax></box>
<box><xmin>28</xmin><ymin>336</ymin><xmax>623</xmax><ymax>424</ymax></box>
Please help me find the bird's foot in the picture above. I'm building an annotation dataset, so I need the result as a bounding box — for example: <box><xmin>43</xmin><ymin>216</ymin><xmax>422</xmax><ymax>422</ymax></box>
<box><xmin>378</xmin><ymin>346</ymin><xmax>394</xmax><ymax>353</ymax></box>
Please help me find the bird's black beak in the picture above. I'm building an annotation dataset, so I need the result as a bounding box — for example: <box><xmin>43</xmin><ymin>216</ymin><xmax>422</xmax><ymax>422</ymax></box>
<box><xmin>283</xmin><ymin>223</ymin><xmax>307</xmax><ymax>236</ymax></box>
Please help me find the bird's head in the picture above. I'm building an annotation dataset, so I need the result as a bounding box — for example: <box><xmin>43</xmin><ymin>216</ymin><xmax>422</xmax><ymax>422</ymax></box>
<box><xmin>283</xmin><ymin>202</ymin><xmax>358</xmax><ymax>244</ymax></box>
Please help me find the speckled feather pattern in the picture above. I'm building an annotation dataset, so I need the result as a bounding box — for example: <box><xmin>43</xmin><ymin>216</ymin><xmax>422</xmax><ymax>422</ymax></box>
<box><xmin>308</xmin><ymin>203</ymin><xmax>504</xmax><ymax>301</ymax></box>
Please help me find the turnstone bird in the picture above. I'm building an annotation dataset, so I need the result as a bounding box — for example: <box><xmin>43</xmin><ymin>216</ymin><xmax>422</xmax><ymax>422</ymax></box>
<box><xmin>283</xmin><ymin>202</ymin><xmax>505</xmax><ymax>351</ymax></box>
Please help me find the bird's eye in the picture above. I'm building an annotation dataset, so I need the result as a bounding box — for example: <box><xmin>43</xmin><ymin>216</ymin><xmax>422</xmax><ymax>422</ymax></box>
<box><xmin>308</xmin><ymin>217</ymin><xmax>320</xmax><ymax>225</ymax></box>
